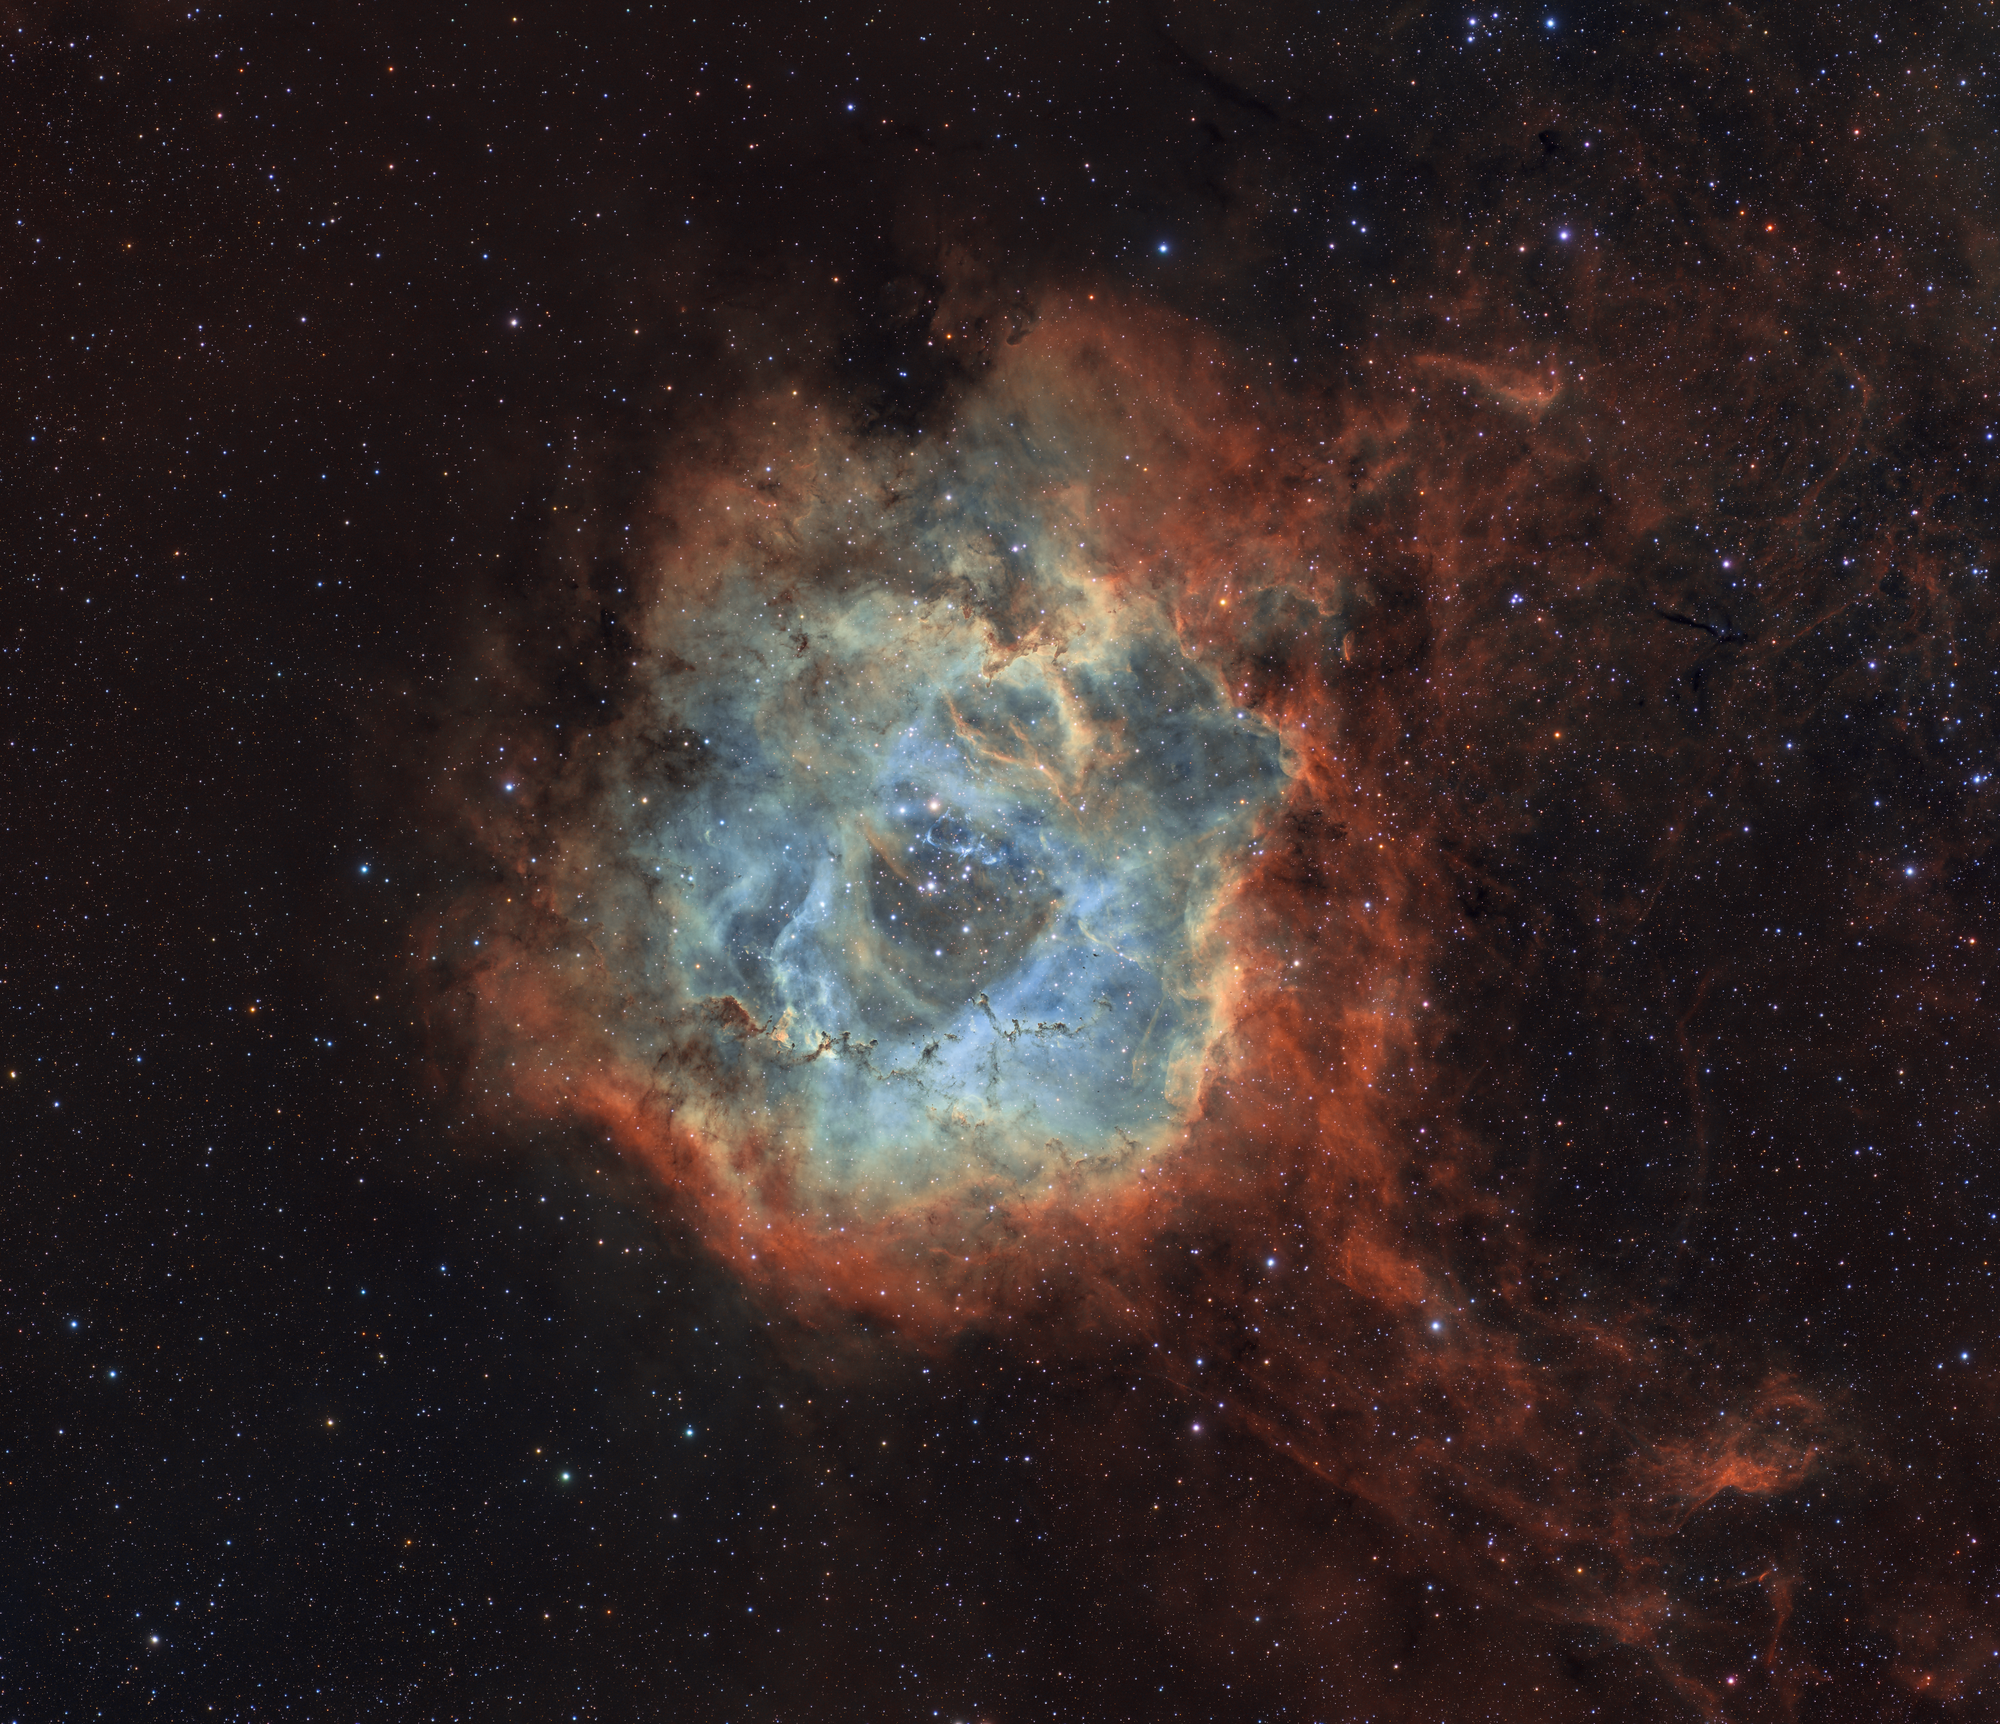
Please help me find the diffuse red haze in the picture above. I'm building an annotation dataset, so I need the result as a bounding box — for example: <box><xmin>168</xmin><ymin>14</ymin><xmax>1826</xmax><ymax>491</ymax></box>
<box><xmin>424</xmin><ymin>146</ymin><xmax>1995</xmax><ymax>1712</ymax></box>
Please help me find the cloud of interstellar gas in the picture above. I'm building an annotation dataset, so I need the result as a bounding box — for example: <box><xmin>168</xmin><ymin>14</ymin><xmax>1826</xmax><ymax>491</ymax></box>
<box><xmin>417</xmin><ymin>21</ymin><xmax>1996</xmax><ymax>1711</ymax></box>
<box><xmin>570</xmin><ymin>411</ymin><xmax>1290</xmax><ymax>1219</ymax></box>
<box><xmin>431</xmin><ymin>293</ymin><xmax>1830</xmax><ymax>1703</ymax></box>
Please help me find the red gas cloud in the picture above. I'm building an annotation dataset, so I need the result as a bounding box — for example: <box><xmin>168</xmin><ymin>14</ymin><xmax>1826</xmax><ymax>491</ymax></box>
<box><xmin>415</xmin><ymin>216</ymin><xmax>1992</xmax><ymax>1711</ymax></box>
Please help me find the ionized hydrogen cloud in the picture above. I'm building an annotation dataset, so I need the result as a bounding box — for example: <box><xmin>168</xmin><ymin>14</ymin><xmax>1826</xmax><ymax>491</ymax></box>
<box><xmin>434</xmin><ymin>287</ymin><xmax>1896</xmax><ymax>1712</ymax></box>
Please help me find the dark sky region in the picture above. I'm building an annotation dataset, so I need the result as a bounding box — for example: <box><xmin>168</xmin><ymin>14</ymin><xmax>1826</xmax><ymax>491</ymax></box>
<box><xmin>8</xmin><ymin>3</ymin><xmax>1999</xmax><ymax>1720</ymax></box>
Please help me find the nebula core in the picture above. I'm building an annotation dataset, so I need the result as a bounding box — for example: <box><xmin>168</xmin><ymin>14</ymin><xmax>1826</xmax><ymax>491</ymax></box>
<box><xmin>521</xmin><ymin>402</ymin><xmax>1292</xmax><ymax>1216</ymax></box>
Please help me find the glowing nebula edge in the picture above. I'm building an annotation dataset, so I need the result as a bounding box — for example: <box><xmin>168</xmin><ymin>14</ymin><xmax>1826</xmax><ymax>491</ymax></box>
<box><xmin>418</xmin><ymin>288</ymin><xmax>1986</xmax><ymax>1710</ymax></box>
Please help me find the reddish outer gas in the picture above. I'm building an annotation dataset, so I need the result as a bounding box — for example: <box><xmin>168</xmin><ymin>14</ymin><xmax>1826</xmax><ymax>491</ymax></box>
<box><xmin>422</xmin><ymin>260</ymin><xmax>1993</xmax><ymax>1716</ymax></box>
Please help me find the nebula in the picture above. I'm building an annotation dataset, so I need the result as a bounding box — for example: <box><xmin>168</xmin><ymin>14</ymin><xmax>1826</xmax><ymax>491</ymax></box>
<box><xmin>18</xmin><ymin>0</ymin><xmax>1995</xmax><ymax>1715</ymax></box>
<box><xmin>545</xmin><ymin>458</ymin><xmax>1289</xmax><ymax>1214</ymax></box>
<box><xmin>427</xmin><ymin>294</ymin><xmax>1836</xmax><ymax>1706</ymax></box>
<box><xmin>419</xmin><ymin>53</ymin><xmax>1996</xmax><ymax>1703</ymax></box>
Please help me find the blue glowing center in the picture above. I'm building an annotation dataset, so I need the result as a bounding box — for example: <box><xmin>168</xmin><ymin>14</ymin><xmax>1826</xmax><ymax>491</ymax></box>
<box><xmin>611</xmin><ymin>578</ymin><xmax>1288</xmax><ymax>1201</ymax></box>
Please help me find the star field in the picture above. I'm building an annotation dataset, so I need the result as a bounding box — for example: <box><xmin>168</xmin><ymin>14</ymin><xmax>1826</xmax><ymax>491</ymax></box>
<box><xmin>8</xmin><ymin>4</ymin><xmax>1998</xmax><ymax>1720</ymax></box>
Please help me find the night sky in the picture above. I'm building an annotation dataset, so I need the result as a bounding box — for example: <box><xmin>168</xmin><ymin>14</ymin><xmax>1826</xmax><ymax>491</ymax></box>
<box><xmin>10</xmin><ymin>4</ymin><xmax>1999</xmax><ymax>1720</ymax></box>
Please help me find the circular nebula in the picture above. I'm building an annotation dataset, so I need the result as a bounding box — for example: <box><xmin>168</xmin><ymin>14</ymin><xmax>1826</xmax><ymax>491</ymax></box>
<box><xmin>429</xmin><ymin>261</ymin><xmax>1983</xmax><ymax>1710</ymax></box>
<box><xmin>444</xmin><ymin>316</ymin><xmax>1371</xmax><ymax>1320</ymax></box>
